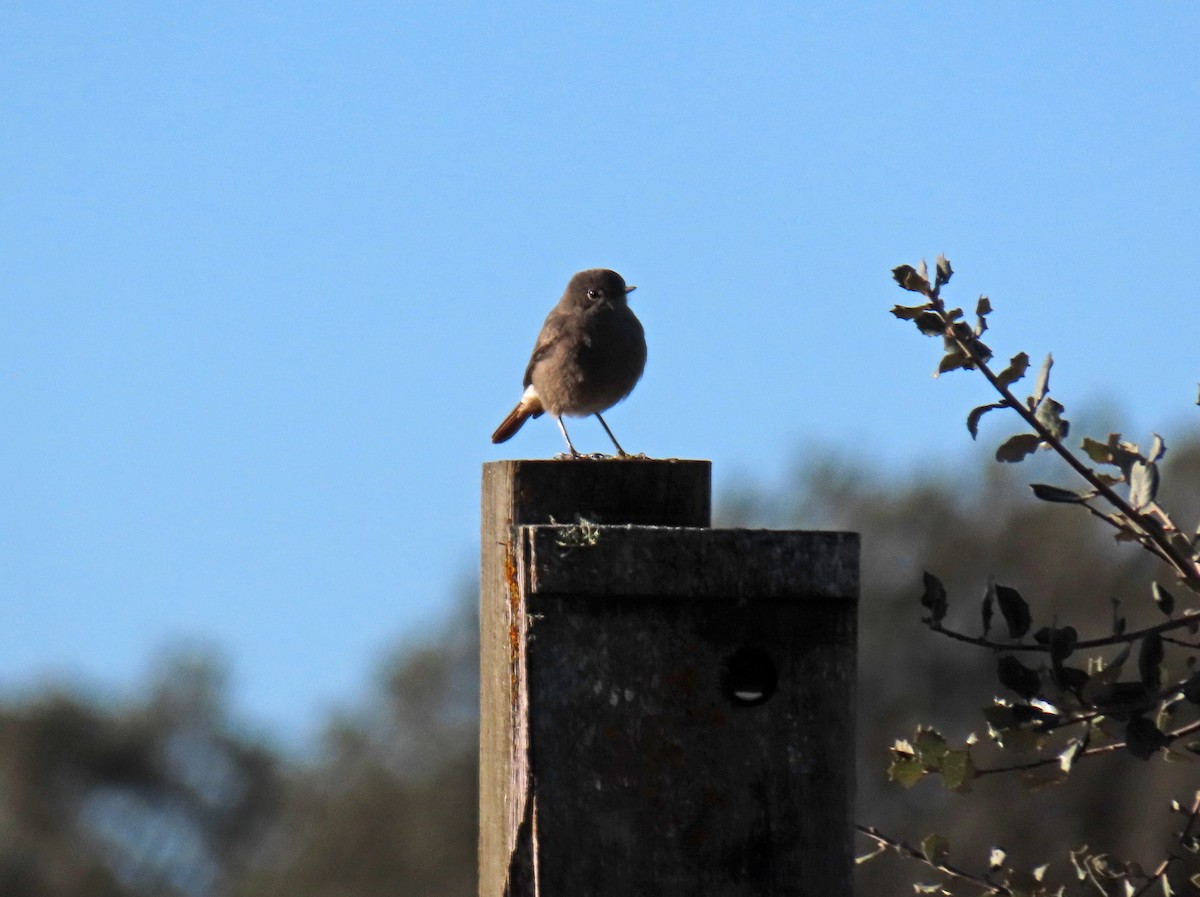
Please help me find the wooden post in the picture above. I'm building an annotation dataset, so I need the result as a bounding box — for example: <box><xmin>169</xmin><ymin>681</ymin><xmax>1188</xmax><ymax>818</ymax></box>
<box><xmin>480</xmin><ymin>460</ymin><xmax>858</xmax><ymax>897</ymax></box>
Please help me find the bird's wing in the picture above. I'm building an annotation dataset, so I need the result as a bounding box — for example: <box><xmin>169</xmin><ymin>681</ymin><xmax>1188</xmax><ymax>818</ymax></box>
<box><xmin>522</xmin><ymin>308</ymin><xmax>570</xmax><ymax>388</ymax></box>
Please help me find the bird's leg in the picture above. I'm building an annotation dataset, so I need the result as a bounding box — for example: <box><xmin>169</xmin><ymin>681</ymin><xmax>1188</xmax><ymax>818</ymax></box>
<box><xmin>594</xmin><ymin>413</ymin><xmax>628</xmax><ymax>457</ymax></box>
<box><xmin>555</xmin><ymin>416</ymin><xmax>582</xmax><ymax>458</ymax></box>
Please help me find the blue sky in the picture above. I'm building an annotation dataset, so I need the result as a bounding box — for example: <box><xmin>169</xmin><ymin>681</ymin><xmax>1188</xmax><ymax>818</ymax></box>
<box><xmin>3</xmin><ymin>4</ymin><xmax>1198</xmax><ymax>746</ymax></box>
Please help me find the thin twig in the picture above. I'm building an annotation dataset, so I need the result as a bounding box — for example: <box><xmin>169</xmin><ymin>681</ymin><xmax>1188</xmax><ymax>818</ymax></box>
<box><xmin>1129</xmin><ymin>791</ymin><xmax>1200</xmax><ymax>897</ymax></box>
<box><xmin>1162</xmin><ymin>635</ymin><xmax>1200</xmax><ymax>649</ymax></box>
<box><xmin>920</xmin><ymin>286</ymin><xmax>1200</xmax><ymax>589</ymax></box>
<box><xmin>975</xmin><ymin>717</ymin><xmax>1200</xmax><ymax>776</ymax></box>
<box><xmin>929</xmin><ymin>611</ymin><xmax>1200</xmax><ymax>653</ymax></box>
<box><xmin>856</xmin><ymin>823</ymin><xmax>1012</xmax><ymax>895</ymax></box>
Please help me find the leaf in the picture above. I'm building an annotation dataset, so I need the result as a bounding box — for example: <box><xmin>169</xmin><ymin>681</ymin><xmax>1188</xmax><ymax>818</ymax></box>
<box><xmin>996</xmin><ymin>433</ymin><xmax>1042</xmax><ymax>463</ymax></box>
<box><xmin>887</xmin><ymin>752</ymin><xmax>926</xmax><ymax>788</ymax></box>
<box><xmin>995</xmin><ymin>352</ymin><xmax>1030</xmax><ymax>388</ymax></box>
<box><xmin>1034</xmin><ymin>625</ymin><xmax>1078</xmax><ymax>664</ymax></box>
<box><xmin>1182</xmin><ymin>669</ymin><xmax>1200</xmax><ymax>704</ymax></box>
<box><xmin>939</xmin><ymin>750</ymin><xmax>974</xmax><ymax>793</ymax></box>
<box><xmin>914</xmin><ymin>311</ymin><xmax>945</xmax><ymax>336</ymax></box>
<box><xmin>921</xmin><ymin>571</ymin><xmax>948</xmax><ymax>623</ymax></box>
<box><xmin>1148</xmin><ymin>433</ymin><xmax>1166</xmax><ymax>462</ymax></box>
<box><xmin>1030</xmin><ymin>483</ymin><xmax>1086</xmax><ymax>504</ymax></box>
<box><xmin>974</xmin><ymin>295</ymin><xmax>991</xmax><ymax>336</ymax></box>
<box><xmin>892</xmin><ymin>264</ymin><xmax>931</xmax><ymax>294</ymax></box>
<box><xmin>1090</xmin><ymin>681</ymin><xmax>1151</xmax><ymax>716</ymax></box>
<box><xmin>967</xmin><ymin>402</ymin><xmax>1005</xmax><ymax>439</ymax></box>
<box><xmin>1152</xmin><ymin>582</ymin><xmax>1175</xmax><ymax>617</ymax></box>
<box><xmin>1059</xmin><ymin>737</ymin><xmax>1085</xmax><ymax>773</ymax></box>
<box><xmin>1138</xmin><ymin>631</ymin><xmax>1164</xmax><ymax>690</ymax></box>
<box><xmin>1125</xmin><ymin>716</ymin><xmax>1169</xmax><ymax>760</ymax></box>
<box><xmin>936</xmin><ymin>349</ymin><xmax>971</xmax><ymax>376</ymax></box>
<box><xmin>1169</xmin><ymin>532</ymin><xmax>1193</xmax><ymax>560</ymax></box>
<box><xmin>984</xmin><ymin>702</ymin><xmax>1054</xmax><ymax>730</ymax></box>
<box><xmin>913</xmin><ymin>726</ymin><xmax>949</xmax><ymax>765</ymax></box>
<box><xmin>1030</xmin><ymin>353</ymin><xmax>1053</xmax><ymax>406</ymax></box>
<box><xmin>890</xmin><ymin>303</ymin><xmax>932</xmax><ymax>320</ymax></box>
<box><xmin>996</xmin><ymin>584</ymin><xmax>1032</xmax><ymax>638</ymax></box>
<box><xmin>935</xmin><ymin>254</ymin><xmax>954</xmax><ymax>288</ymax></box>
<box><xmin>921</xmin><ymin>832</ymin><xmax>950</xmax><ymax>864</ymax></box>
<box><xmin>1034</xmin><ymin>397</ymin><xmax>1069</xmax><ymax>441</ymax></box>
<box><xmin>1053</xmin><ymin>664</ymin><xmax>1089</xmax><ymax>693</ymax></box>
<box><xmin>1106</xmin><ymin>435</ymin><xmax>1143</xmax><ymax>478</ymax></box>
<box><xmin>1129</xmin><ymin>460</ymin><xmax>1159</xmax><ymax>509</ymax></box>
<box><xmin>997</xmin><ymin>655</ymin><xmax>1041</xmax><ymax>698</ymax></box>
<box><xmin>948</xmin><ymin>321</ymin><xmax>973</xmax><ymax>343</ymax></box>
<box><xmin>1081</xmin><ymin>437</ymin><xmax>1114</xmax><ymax>466</ymax></box>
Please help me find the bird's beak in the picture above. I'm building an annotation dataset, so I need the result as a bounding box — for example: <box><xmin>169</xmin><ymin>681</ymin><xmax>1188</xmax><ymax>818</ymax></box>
<box><xmin>625</xmin><ymin>285</ymin><xmax>637</xmax><ymax>293</ymax></box>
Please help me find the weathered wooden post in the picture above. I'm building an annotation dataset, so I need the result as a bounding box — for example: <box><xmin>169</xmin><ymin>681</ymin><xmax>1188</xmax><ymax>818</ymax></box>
<box><xmin>480</xmin><ymin>459</ymin><xmax>858</xmax><ymax>896</ymax></box>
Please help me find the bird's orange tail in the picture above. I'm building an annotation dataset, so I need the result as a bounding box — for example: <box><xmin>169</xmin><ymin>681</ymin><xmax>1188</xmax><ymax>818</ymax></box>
<box><xmin>491</xmin><ymin>406</ymin><xmax>530</xmax><ymax>443</ymax></box>
<box><xmin>491</xmin><ymin>394</ymin><xmax>544</xmax><ymax>444</ymax></box>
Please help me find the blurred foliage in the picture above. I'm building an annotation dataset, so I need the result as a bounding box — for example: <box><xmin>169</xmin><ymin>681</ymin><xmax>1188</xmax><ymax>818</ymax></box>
<box><xmin>8</xmin><ymin>437</ymin><xmax>1199</xmax><ymax>894</ymax></box>
<box><xmin>863</xmin><ymin>256</ymin><xmax>1200</xmax><ymax>894</ymax></box>
<box><xmin>5</xmin><ymin>255</ymin><xmax>1200</xmax><ymax>892</ymax></box>
<box><xmin>0</xmin><ymin>654</ymin><xmax>277</xmax><ymax>897</ymax></box>
<box><xmin>730</xmin><ymin>435</ymin><xmax>1200</xmax><ymax>895</ymax></box>
<box><xmin>0</xmin><ymin>609</ymin><xmax>477</xmax><ymax>897</ymax></box>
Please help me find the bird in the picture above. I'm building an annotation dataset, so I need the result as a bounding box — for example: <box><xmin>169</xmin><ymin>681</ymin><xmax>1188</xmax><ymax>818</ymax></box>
<box><xmin>491</xmin><ymin>268</ymin><xmax>646</xmax><ymax>457</ymax></box>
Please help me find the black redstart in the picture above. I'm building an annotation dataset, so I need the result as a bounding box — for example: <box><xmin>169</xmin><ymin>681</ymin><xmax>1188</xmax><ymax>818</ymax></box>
<box><xmin>491</xmin><ymin>268</ymin><xmax>646</xmax><ymax>457</ymax></box>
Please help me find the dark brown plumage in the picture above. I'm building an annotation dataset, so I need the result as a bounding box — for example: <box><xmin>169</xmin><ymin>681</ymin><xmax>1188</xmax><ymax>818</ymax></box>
<box><xmin>491</xmin><ymin>268</ymin><xmax>646</xmax><ymax>457</ymax></box>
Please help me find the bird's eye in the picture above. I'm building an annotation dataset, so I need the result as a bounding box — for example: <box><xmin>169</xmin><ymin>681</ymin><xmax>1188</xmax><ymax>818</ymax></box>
<box><xmin>587</xmin><ymin>289</ymin><xmax>601</xmax><ymax>300</ymax></box>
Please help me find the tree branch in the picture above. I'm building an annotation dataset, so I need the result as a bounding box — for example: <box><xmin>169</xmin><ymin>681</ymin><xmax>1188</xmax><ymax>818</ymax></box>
<box><xmin>914</xmin><ymin>283</ymin><xmax>1200</xmax><ymax>589</ymax></box>
<box><xmin>929</xmin><ymin>610</ymin><xmax>1200</xmax><ymax>653</ymax></box>
<box><xmin>975</xmin><ymin>717</ymin><xmax>1200</xmax><ymax>776</ymax></box>
<box><xmin>1129</xmin><ymin>790</ymin><xmax>1200</xmax><ymax>897</ymax></box>
<box><xmin>856</xmin><ymin>823</ymin><xmax>1012</xmax><ymax>895</ymax></box>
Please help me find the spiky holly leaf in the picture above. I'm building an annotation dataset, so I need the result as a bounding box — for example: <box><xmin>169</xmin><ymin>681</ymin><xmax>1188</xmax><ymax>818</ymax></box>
<box><xmin>974</xmin><ymin>295</ymin><xmax>991</xmax><ymax>336</ymax></box>
<box><xmin>1034</xmin><ymin>397</ymin><xmax>1069</xmax><ymax>441</ymax></box>
<box><xmin>892</xmin><ymin>264</ymin><xmax>931</xmax><ymax>293</ymax></box>
<box><xmin>1081</xmin><ymin>437</ymin><xmax>1114</xmax><ymax>465</ymax></box>
<box><xmin>935</xmin><ymin>255</ymin><xmax>953</xmax><ymax>288</ymax></box>
<box><xmin>937</xmin><ymin>350</ymin><xmax>971</xmax><ymax>376</ymax></box>
<box><xmin>887</xmin><ymin>751</ymin><xmax>926</xmax><ymax>788</ymax></box>
<box><xmin>996</xmin><ymin>352</ymin><xmax>1030</xmax><ymax>388</ymax></box>
<box><xmin>939</xmin><ymin>750</ymin><xmax>974</xmax><ymax>793</ymax></box>
<box><xmin>914</xmin><ymin>311</ymin><xmax>945</xmax><ymax>336</ymax></box>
